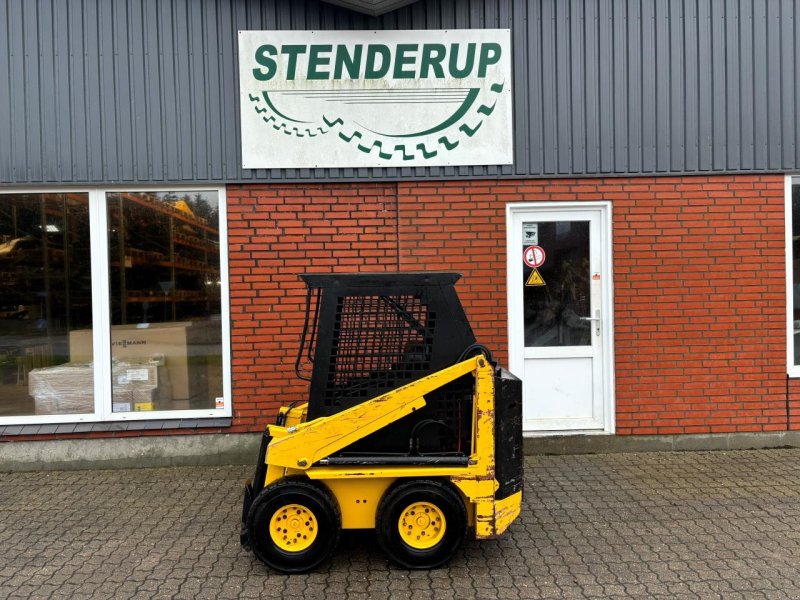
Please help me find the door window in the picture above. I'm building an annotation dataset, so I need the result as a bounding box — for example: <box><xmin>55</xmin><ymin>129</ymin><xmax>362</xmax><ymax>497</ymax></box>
<box><xmin>522</xmin><ymin>221</ymin><xmax>591</xmax><ymax>347</ymax></box>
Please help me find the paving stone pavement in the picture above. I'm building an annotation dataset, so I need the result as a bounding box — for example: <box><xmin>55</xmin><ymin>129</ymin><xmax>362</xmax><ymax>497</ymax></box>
<box><xmin>3</xmin><ymin>449</ymin><xmax>800</xmax><ymax>598</ymax></box>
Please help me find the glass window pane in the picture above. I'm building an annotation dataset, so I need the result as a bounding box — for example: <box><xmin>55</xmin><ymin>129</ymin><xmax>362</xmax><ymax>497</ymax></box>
<box><xmin>106</xmin><ymin>192</ymin><xmax>223</xmax><ymax>413</ymax></box>
<box><xmin>793</xmin><ymin>184</ymin><xmax>800</xmax><ymax>365</ymax></box>
<box><xmin>0</xmin><ymin>193</ymin><xmax>94</xmax><ymax>416</ymax></box>
<box><xmin>523</xmin><ymin>220</ymin><xmax>591</xmax><ymax>347</ymax></box>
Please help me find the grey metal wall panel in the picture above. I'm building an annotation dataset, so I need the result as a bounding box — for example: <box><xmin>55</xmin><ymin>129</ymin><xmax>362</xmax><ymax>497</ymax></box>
<box><xmin>0</xmin><ymin>1</ymin><xmax>11</xmax><ymax>181</ymax></box>
<box><xmin>8</xmin><ymin>0</ymin><xmax>26</xmax><ymax>182</ymax></box>
<box><xmin>2</xmin><ymin>0</ymin><xmax>800</xmax><ymax>185</ymax></box>
<box><xmin>753</xmin><ymin>0</ymin><xmax>769</xmax><ymax>170</ymax></box>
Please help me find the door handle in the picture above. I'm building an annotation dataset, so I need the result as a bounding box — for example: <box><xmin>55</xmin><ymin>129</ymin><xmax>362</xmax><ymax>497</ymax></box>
<box><xmin>579</xmin><ymin>310</ymin><xmax>601</xmax><ymax>336</ymax></box>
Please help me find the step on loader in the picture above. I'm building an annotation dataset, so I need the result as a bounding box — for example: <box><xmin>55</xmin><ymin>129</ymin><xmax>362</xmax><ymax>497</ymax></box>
<box><xmin>240</xmin><ymin>272</ymin><xmax>523</xmax><ymax>573</ymax></box>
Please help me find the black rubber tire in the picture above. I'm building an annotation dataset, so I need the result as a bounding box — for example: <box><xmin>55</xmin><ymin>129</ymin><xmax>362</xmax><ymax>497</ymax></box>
<box><xmin>376</xmin><ymin>479</ymin><xmax>468</xmax><ymax>569</ymax></box>
<box><xmin>246</xmin><ymin>478</ymin><xmax>341</xmax><ymax>574</ymax></box>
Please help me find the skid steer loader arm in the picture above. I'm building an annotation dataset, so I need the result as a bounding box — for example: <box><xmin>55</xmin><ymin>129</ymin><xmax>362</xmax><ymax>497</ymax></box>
<box><xmin>264</xmin><ymin>356</ymin><xmax>485</xmax><ymax>471</ymax></box>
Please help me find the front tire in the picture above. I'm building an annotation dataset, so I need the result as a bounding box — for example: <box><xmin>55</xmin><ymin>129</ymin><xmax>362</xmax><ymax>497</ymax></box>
<box><xmin>246</xmin><ymin>479</ymin><xmax>341</xmax><ymax>574</ymax></box>
<box><xmin>376</xmin><ymin>479</ymin><xmax>468</xmax><ymax>569</ymax></box>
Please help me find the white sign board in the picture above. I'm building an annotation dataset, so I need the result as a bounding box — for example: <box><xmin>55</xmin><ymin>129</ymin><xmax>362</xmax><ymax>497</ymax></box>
<box><xmin>238</xmin><ymin>30</ymin><xmax>513</xmax><ymax>169</ymax></box>
<box><xmin>522</xmin><ymin>222</ymin><xmax>538</xmax><ymax>245</ymax></box>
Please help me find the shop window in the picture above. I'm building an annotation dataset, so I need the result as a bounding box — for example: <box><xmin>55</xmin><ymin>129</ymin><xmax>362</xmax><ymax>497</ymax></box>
<box><xmin>106</xmin><ymin>192</ymin><xmax>223</xmax><ymax>413</ymax></box>
<box><xmin>0</xmin><ymin>193</ymin><xmax>94</xmax><ymax>417</ymax></box>
<box><xmin>791</xmin><ymin>180</ymin><xmax>800</xmax><ymax>370</ymax></box>
<box><xmin>0</xmin><ymin>188</ymin><xmax>229</xmax><ymax>425</ymax></box>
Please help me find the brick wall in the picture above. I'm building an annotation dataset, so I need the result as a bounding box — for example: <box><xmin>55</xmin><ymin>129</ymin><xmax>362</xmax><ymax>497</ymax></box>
<box><xmin>3</xmin><ymin>174</ymin><xmax>790</xmax><ymax>441</ymax></box>
<box><xmin>225</xmin><ymin>174</ymin><xmax>787</xmax><ymax>435</ymax></box>
<box><xmin>227</xmin><ymin>183</ymin><xmax>399</xmax><ymax>432</ymax></box>
<box><xmin>612</xmin><ymin>176</ymin><xmax>787</xmax><ymax>434</ymax></box>
<box><xmin>399</xmin><ymin>176</ymin><xmax>787</xmax><ymax>435</ymax></box>
<box><xmin>396</xmin><ymin>181</ymin><xmax>510</xmax><ymax>364</ymax></box>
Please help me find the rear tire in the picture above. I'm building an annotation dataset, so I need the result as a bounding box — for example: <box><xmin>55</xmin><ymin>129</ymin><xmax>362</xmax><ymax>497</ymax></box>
<box><xmin>246</xmin><ymin>479</ymin><xmax>341</xmax><ymax>574</ymax></box>
<box><xmin>376</xmin><ymin>479</ymin><xmax>467</xmax><ymax>569</ymax></box>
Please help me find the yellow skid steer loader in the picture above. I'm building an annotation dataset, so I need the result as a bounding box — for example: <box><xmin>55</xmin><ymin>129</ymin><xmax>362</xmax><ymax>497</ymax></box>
<box><xmin>241</xmin><ymin>273</ymin><xmax>523</xmax><ymax>573</ymax></box>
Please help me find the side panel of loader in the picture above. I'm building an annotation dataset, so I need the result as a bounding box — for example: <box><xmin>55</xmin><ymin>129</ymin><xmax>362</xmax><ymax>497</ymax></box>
<box><xmin>494</xmin><ymin>368</ymin><xmax>524</xmax><ymax>500</ymax></box>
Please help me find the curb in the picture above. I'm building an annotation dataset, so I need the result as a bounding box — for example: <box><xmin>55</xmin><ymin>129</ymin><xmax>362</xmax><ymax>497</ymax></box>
<box><xmin>4</xmin><ymin>431</ymin><xmax>800</xmax><ymax>472</ymax></box>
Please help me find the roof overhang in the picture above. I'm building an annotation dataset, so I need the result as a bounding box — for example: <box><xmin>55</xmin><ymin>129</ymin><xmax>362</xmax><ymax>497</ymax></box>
<box><xmin>321</xmin><ymin>0</ymin><xmax>421</xmax><ymax>16</ymax></box>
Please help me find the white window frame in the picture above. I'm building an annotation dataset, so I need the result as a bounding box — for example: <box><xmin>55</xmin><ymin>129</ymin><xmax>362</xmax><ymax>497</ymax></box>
<box><xmin>786</xmin><ymin>176</ymin><xmax>800</xmax><ymax>378</ymax></box>
<box><xmin>0</xmin><ymin>186</ymin><xmax>232</xmax><ymax>425</ymax></box>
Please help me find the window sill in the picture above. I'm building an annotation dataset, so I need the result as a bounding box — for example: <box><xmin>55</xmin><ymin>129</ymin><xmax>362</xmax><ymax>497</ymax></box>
<box><xmin>0</xmin><ymin>418</ymin><xmax>232</xmax><ymax>436</ymax></box>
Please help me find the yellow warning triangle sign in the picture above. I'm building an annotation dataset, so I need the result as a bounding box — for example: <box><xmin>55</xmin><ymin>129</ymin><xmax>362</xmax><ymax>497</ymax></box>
<box><xmin>526</xmin><ymin>268</ymin><xmax>546</xmax><ymax>287</ymax></box>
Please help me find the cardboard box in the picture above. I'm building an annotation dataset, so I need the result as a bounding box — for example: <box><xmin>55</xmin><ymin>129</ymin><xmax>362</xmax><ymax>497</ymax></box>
<box><xmin>69</xmin><ymin>320</ymin><xmax>219</xmax><ymax>405</ymax></box>
<box><xmin>113</xmin><ymin>363</ymin><xmax>158</xmax><ymax>389</ymax></box>
<box><xmin>132</xmin><ymin>388</ymin><xmax>157</xmax><ymax>404</ymax></box>
<box><xmin>28</xmin><ymin>363</ymin><xmax>94</xmax><ymax>415</ymax></box>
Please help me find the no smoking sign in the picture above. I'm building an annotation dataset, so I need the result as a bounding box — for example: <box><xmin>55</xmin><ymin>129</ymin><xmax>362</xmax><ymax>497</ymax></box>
<box><xmin>523</xmin><ymin>245</ymin><xmax>546</xmax><ymax>268</ymax></box>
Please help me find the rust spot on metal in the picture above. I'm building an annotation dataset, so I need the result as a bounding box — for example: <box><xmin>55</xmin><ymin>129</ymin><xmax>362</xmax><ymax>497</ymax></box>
<box><xmin>475</xmin><ymin>515</ymin><xmax>498</xmax><ymax>538</ymax></box>
<box><xmin>452</xmin><ymin>473</ymin><xmax>495</xmax><ymax>482</ymax></box>
<box><xmin>495</xmin><ymin>504</ymin><xmax>516</xmax><ymax>520</ymax></box>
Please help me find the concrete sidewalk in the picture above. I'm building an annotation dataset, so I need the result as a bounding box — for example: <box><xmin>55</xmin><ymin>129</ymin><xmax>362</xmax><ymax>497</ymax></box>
<box><xmin>2</xmin><ymin>449</ymin><xmax>800</xmax><ymax>599</ymax></box>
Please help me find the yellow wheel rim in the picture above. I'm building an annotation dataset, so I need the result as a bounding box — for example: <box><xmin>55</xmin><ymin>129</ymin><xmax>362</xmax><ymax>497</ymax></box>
<box><xmin>398</xmin><ymin>501</ymin><xmax>446</xmax><ymax>550</ymax></box>
<box><xmin>269</xmin><ymin>504</ymin><xmax>318</xmax><ymax>552</ymax></box>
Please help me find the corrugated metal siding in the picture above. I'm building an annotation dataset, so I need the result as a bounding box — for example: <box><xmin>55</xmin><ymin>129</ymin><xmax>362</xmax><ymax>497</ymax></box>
<box><xmin>1</xmin><ymin>0</ymin><xmax>799</xmax><ymax>185</ymax></box>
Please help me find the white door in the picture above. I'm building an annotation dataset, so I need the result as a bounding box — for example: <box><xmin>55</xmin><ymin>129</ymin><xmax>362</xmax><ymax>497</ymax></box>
<box><xmin>507</xmin><ymin>203</ymin><xmax>614</xmax><ymax>434</ymax></box>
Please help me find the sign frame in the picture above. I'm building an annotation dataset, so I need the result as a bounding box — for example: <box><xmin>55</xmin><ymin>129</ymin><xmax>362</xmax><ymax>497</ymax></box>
<box><xmin>238</xmin><ymin>29</ymin><xmax>514</xmax><ymax>169</ymax></box>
